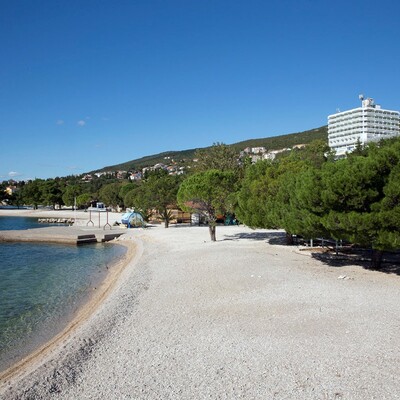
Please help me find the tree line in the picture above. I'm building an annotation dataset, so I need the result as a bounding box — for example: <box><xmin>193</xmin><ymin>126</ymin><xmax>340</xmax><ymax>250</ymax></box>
<box><xmin>178</xmin><ymin>138</ymin><xmax>400</xmax><ymax>268</ymax></box>
<box><xmin>2</xmin><ymin>138</ymin><xmax>400</xmax><ymax>267</ymax></box>
<box><xmin>235</xmin><ymin>138</ymin><xmax>400</xmax><ymax>268</ymax></box>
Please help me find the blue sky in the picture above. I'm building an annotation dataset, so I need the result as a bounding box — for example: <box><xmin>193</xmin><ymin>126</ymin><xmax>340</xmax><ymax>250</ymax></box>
<box><xmin>1</xmin><ymin>0</ymin><xmax>399</xmax><ymax>180</ymax></box>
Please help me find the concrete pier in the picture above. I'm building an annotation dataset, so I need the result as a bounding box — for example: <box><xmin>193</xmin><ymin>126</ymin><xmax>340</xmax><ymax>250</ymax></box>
<box><xmin>0</xmin><ymin>226</ymin><xmax>127</xmax><ymax>245</ymax></box>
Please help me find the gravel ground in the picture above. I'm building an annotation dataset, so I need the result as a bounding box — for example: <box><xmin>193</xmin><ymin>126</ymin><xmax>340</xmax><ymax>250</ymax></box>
<box><xmin>1</xmin><ymin>225</ymin><xmax>400</xmax><ymax>399</ymax></box>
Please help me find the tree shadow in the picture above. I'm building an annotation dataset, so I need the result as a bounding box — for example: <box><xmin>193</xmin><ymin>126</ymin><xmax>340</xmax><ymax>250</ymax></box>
<box><xmin>310</xmin><ymin>250</ymin><xmax>400</xmax><ymax>276</ymax></box>
<box><xmin>223</xmin><ymin>231</ymin><xmax>287</xmax><ymax>245</ymax></box>
<box><xmin>222</xmin><ymin>230</ymin><xmax>400</xmax><ymax>276</ymax></box>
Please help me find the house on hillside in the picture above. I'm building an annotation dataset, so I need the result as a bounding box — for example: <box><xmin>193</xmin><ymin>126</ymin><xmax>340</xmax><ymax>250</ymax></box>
<box><xmin>82</xmin><ymin>174</ymin><xmax>93</xmax><ymax>182</ymax></box>
<box><xmin>116</xmin><ymin>170</ymin><xmax>127</xmax><ymax>179</ymax></box>
<box><xmin>251</xmin><ymin>146</ymin><xmax>266</xmax><ymax>154</ymax></box>
<box><xmin>94</xmin><ymin>171</ymin><xmax>114</xmax><ymax>178</ymax></box>
<box><xmin>167</xmin><ymin>165</ymin><xmax>177</xmax><ymax>174</ymax></box>
<box><xmin>263</xmin><ymin>148</ymin><xmax>290</xmax><ymax>161</ymax></box>
<box><xmin>293</xmin><ymin>144</ymin><xmax>306</xmax><ymax>149</ymax></box>
<box><xmin>242</xmin><ymin>146</ymin><xmax>266</xmax><ymax>154</ymax></box>
<box><xmin>142</xmin><ymin>163</ymin><xmax>168</xmax><ymax>175</ymax></box>
<box><xmin>129</xmin><ymin>172</ymin><xmax>142</xmax><ymax>181</ymax></box>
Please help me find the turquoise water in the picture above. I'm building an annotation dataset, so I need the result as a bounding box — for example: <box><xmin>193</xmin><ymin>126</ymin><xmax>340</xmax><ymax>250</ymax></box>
<box><xmin>0</xmin><ymin>217</ymin><xmax>126</xmax><ymax>371</ymax></box>
<box><xmin>0</xmin><ymin>215</ymin><xmax>58</xmax><ymax>230</ymax></box>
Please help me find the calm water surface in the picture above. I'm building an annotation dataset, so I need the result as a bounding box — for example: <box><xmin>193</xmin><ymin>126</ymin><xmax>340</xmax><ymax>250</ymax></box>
<box><xmin>0</xmin><ymin>215</ymin><xmax>63</xmax><ymax>230</ymax></box>
<box><xmin>0</xmin><ymin>216</ymin><xmax>126</xmax><ymax>371</ymax></box>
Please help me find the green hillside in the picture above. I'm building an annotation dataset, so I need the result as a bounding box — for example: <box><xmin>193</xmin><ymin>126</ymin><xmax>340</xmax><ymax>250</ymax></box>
<box><xmin>230</xmin><ymin>126</ymin><xmax>327</xmax><ymax>151</ymax></box>
<box><xmin>95</xmin><ymin>125</ymin><xmax>328</xmax><ymax>172</ymax></box>
<box><xmin>98</xmin><ymin>148</ymin><xmax>199</xmax><ymax>173</ymax></box>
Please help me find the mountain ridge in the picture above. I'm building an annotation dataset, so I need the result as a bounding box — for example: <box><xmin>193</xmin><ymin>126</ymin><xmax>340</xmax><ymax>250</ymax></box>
<box><xmin>94</xmin><ymin>125</ymin><xmax>328</xmax><ymax>173</ymax></box>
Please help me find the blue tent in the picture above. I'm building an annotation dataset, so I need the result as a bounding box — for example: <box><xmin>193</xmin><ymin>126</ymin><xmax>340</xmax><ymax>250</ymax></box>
<box><xmin>121</xmin><ymin>211</ymin><xmax>144</xmax><ymax>228</ymax></box>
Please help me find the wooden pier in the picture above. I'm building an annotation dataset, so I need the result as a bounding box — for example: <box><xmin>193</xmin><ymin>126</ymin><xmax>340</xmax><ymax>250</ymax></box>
<box><xmin>0</xmin><ymin>226</ymin><xmax>127</xmax><ymax>245</ymax></box>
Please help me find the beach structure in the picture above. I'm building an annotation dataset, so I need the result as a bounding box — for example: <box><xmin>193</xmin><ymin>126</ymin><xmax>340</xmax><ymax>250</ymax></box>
<box><xmin>121</xmin><ymin>211</ymin><xmax>144</xmax><ymax>228</ymax></box>
<box><xmin>328</xmin><ymin>96</ymin><xmax>400</xmax><ymax>157</ymax></box>
<box><xmin>0</xmin><ymin>225</ymin><xmax>126</xmax><ymax>245</ymax></box>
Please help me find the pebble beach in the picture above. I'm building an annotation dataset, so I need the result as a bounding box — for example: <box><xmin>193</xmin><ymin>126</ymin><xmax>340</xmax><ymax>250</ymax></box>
<box><xmin>1</xmin><ymin>210</ymin><xmax>400</xmax><ymax>399</ymax></box>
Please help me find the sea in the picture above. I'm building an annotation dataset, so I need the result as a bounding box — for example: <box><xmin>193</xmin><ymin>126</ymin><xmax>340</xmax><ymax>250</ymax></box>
<box><xmin>0</xmin><ymin>216</ymin><xmax>126</xmax><ymax>372</ymax></box>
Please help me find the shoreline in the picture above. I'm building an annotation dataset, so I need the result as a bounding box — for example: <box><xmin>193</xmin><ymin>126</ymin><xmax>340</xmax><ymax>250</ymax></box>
<box><xmin>0</xmin><ymin>234</ymin><xmax>139</xmax><ymax>388</ymax></box>
<box><xmin>1</xmin><ymin>224</ymin><xmax>399</xmax><ymax>398</ymax></box>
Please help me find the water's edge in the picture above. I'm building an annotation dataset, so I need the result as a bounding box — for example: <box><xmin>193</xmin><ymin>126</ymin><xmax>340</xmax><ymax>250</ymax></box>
<box><xmin>0</xmin><ymin>241</ymin><xmax>130</xmax><ymax>376</ymax></box>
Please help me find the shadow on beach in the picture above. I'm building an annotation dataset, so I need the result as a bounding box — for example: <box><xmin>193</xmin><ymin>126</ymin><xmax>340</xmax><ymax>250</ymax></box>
<box><xmin>223</xmin><ymin>230</ymin><xmax>287</xmax><ymax>245</ymax></box>
<box><xmin>310</xmin><ymin>250</ymin><xmax>400</xmax><ymax>276</ymax></box>
<box><xmin>224</xmin><ymin>229</ymin><xmax>400</xmax><ymax>276</ymax></box>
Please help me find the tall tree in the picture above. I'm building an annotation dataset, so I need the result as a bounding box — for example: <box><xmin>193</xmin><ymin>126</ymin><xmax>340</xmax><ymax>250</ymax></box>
<box><xmin>99</xmin><ymin>183</ymin><xmax>123</xmax><ymax>209</ymax></box>
<box><xmin>319</xmin><ymin>140</ymin><xmax>400</xmax><ymax>268</ymax></box>
<box><xmin>235</xmin><ymin>160</ymin><xmax>278</xmax><ymax>229</ymax></box>
<box><xmin>278</xmin><ymin>166</ymin><xmax>329</xmax><ymax>241</ymax></box>
<box><xmin>42</xmin><ymin>180</ymin><xmax>64</xmax><ymax>209</ymax></box>
<box><xmin>62</xmin><ymin>185</ymin><xmax>81</xmax><ymax>208</ymax></box>
<box><xmin>177</xmin><ymin>169</ymin><xmax>237</xmax><ymax>241</ymax></box>
<box><xmin>124</xmin><ymin>185</ymin><xmax>151</xmax><ymax>220</ymax></box>
<box><xmin>76</xmin><ymin>193</ymin><xmax>92</xmax><ymax>209</ymax></box>
<box><xmin>146</xmin><ymin>172</ymin><xmax>181</xmax><ymax>228</ymax></box>
<box><xmin>374</xmin><ymin>162</ymin><xmax>400</xmax><ymax>251</ymax></box>
<box><xmin>21</xmin><ymin>179</ymin><xmax>45</xmax><ymax>209</ymax></box>
<box><xmin>193</xmin><ymin>142</ymin><xmax>239</xmax><ymax>173</ymax></box>
<box><xmin>235</xmin><ymin>155</ymin><xmax>311</xmax><ymax>243</ymax></box>
<box><xmin>119</xmin><ymin>182</ymin><xmax>138</xmax><ymax>200</ymax></box>
<box><xmin>236</xmin><ymin>140</ymin><xmax>331</xmax><ymax>243</ymax></box>
<box><xmin>124</xmin><ymin>170</ymin><xmax>181</xmax><ymax>227</ymax></box>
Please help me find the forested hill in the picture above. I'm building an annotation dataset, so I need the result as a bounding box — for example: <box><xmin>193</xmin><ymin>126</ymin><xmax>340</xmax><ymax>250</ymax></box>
<box><xmin>97</xmin><ymin>125</ymin><xmax>327</xmax><ymax>172</ymax></box>
<box><xmin>230</xmin><ymin>126</ymin><xmax>327</xmax><ymax>152</ymax></box>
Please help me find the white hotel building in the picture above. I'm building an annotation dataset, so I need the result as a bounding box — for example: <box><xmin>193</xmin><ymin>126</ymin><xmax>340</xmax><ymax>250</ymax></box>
<box><xmin>328</xmin><ymin>97</ymin><xmax>400</xmax><ymax>157</ymax></box>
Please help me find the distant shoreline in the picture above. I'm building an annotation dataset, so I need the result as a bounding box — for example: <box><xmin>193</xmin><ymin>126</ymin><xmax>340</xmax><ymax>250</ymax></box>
<box><xmin>0</xmin><ymin>208</ymin><xmax>123</xmax><ymax>226</ymax></box>
<box><xmin>0</xmin><ymin>208</ymin><xmax>87</xmax><ymax>220</ymax></box>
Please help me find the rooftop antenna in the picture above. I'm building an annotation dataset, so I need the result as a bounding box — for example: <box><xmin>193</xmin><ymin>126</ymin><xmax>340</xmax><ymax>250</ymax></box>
<box><xmin>359</xmin><ymin>94</ymin><xmax>364</xmax><ymax>106</ymax></box>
